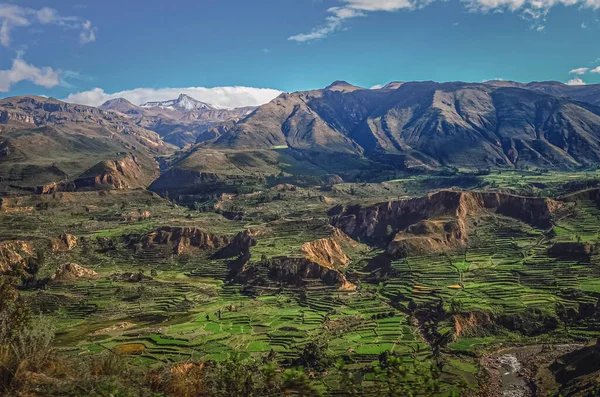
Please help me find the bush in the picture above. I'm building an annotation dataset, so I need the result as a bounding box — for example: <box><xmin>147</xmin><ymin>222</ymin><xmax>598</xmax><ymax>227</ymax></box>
<box><xmin>1</xmin><ymin>278</ymin><xmax>55</xmax><ymax>394</ymax></box>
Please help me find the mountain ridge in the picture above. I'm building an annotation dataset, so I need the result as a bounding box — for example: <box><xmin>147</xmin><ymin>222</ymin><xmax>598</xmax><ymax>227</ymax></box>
<box><xmin>203</xmin><ymin>80</ymin><xmax>600</xmax><ymax>170</ymax></box>
<box><xmin>98</xmin><ymin>93</ymin><xmax>256</xmax><ymax>147</ymax></box>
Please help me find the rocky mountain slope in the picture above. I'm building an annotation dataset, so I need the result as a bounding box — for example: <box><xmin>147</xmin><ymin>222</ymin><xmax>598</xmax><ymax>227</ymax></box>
<box><xmin>0</xmin><ymin>96</ymin><xmax>170</xmax><ymax>194</ymax></box>
<box><xmin>100</xmin><ymin>94</ymin><xmax>255</xmax><ymax>147</ymax></box>
<box><xmin>207</xmin><ymin>80</ymin><xmax>600</xmax><ymax>170</ymax></box>
<box><xmin>4</xmin><ymin>80</ymin><xmax>600</xmax><ymax>196</ymax></box>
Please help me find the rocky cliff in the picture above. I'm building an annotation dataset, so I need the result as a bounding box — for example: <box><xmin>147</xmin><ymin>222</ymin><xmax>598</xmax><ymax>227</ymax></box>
<box><xmin>330</xmin><ymin>190</ymin><xmax>561</xmax><ymax>258</ymax></box>
<box><xmin>265</xmin><ymin>257</ymin><xmax>356</xmax><ymax>291</ymax></box>
<box><xmin>35</xmin><ymin>153</ymin><xmax>158</xmax><ymax>193</ymax></box>
<box><xmin>331</xmin><ymin>190</ymin><xmax>558</xmax><ymax>240</ymax></box>
<box><xmin>300</xmin><ymin>227</ymin><xmax>357</xmax><ymax>270</ymax></box>
<box><xmin>134</xmin><ymin>226</ymin><xmax>232</xmax><ymax>255</ymax></box>
<box><xmin>0</xmin><ymin>240</ymin><xmax>34</xmax><ymax>274</ymax></box>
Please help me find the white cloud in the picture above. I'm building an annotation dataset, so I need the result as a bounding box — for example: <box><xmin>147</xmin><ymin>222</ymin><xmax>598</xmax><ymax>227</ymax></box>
<box><xmin>567</xmin><ymin>77</ymin><xmax>586</xmax><ymax>86</ymax></box>
<box><xmin>64</xmin><ymin>86</ymin><xmax>284</xmax><ymax>108</ymax></box>
<box><xmin>0</xmin><ymin>5</ymin><xmax>31</xmax><ymax>47</ymax></box>
<box><xmin>370</xmin><ymin>84</ymin><xmax>384</xmax><ymax>89</ymax></box>
<box><xmin>591</xmin><ymin>66</ymin><xmax>600</xmax><ymax>73</ymax></box>
<box><xmin>289</xmin><ymin>6</ymin><xmax>366</xmax><ymax>42</ymax></box>
<box><xmin>0</xmin><ymin>55</ymin><xmax>60</xmax><ymax>92</ymax></box>
<box><xmin>569</xmin><ymin>67</ymin><xmax>588</xmax><ymax>75</ymax></box>
<box><xmin>290</xmin><ymin>0</ymin><xmax>600</xmax><ymax>41</ymax></box>
<box><xmin>79</xmin><ymin>20</ymin><xmax>96</xmax><ymax>44</ymax></box>
<box><xmin>0</xmin><ymin>4</ymin><xmax>96</xmax><ymax>47</ymax></box>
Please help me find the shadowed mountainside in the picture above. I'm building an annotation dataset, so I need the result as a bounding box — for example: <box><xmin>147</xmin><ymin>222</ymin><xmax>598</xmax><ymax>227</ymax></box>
<box><xmin>206</xmin><ymin>81</ymin><xmax>600</xmax><ymax>170</ymax></box>
<box><xmin>0</xmin><ymin>96</ymin><xmax>171</xmax><ymax>194</ymax></box>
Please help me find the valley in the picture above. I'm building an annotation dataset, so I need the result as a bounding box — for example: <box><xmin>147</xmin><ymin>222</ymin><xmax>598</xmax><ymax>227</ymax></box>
<box><xmin>2</xmin><ymin>82</ymin><xmax>600</xmax><ymax>396</ymax></box>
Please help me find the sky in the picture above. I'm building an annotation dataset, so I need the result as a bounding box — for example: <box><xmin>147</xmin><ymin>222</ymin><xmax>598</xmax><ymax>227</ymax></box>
<box><xmin>1</xmin><ymin>0</ymin><xmax>600</xmax><ymax>107</ymax></box>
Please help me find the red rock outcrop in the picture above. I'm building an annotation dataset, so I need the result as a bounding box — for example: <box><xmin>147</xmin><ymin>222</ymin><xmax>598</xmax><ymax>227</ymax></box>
<box><xmin>0</xmin><ymin>241</ymin><xmax>33</xmax><ymax>274</ymax></box>
<box><xmin>386</xmin><ymin>219</ymin><xmax>467</xmax><ymax>258</ymax></box>
<box><xmin>300</xmin><ymin>228</ymin><xmax>357</xmax><ymax>270</ymax></box>
<box><xmin>51</xmin><ymin>263</ymin><xmax>98</xmax><ymax>281</ymax></box>
<box><xmin>33</xmin><ymin>153</ymin><xmax>157</xmax><ymax>193</ymax></box>
<box><xmin>51</xmin><ymin>233</ymin><xmax>78</xmax><ymax>252</ymax></box>
<box><xmin>140</xmin><ymin>226</ymin><xmax>231</xmax><ymax>255</ymax></box>
<box><xmin>453</xmin><ymin>312</ymin><xmax>493</xmax><ymax>340</ymax></box>
<box><xmin>260</xmin><ymin>257</ymin><xmax>356</xmax><ymax>291</ymax></box>
<box><xmin>330</xmin><ymin>190</ymin><xmax>561</xmax><ymax>258</ymax></box>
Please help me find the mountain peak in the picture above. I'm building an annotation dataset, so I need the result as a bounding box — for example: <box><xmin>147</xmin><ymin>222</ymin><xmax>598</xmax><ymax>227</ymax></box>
<box><xmin>325</xmin><ymin>80</ymin><xmax>362</xmax><ymax>92</ymax></box>
<box><xmin>326</xmin><ymin>80</ymin><xmax>352</xmax><ymax>89</ymax></box>
<box><xmin>175</xmin><ymin>93</ymin><xmax>214</xmax><ymax>111</ymax></box>
<box><xmin>101</xmin><ymin>98</ymin><xmax>134</xmax><ymax>107</ymax></box>
<box><xmin>99</xmin><ymin>98</ymin><xmax>142</xmax><ymax>114</ymax></box>
<box><xmin>382</xmin><ymin>82</ymin><xmax>404</xmax><ymax>90</ymax></box>
<box><xmin>140</xmin><ymin>94</ymin><xmax>218</xmax><ymax>111</ymax></box>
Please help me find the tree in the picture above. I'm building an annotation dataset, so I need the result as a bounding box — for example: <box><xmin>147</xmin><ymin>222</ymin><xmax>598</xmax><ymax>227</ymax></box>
<box><xmin>335</xmin><ymin>359</ymin><xmax>362</xmax><ymax>396</ymax></box>
<box><xmin>450</xmin><ymin>298</ymin><xmax>463</xmax><ymax>314</ymax></box>
<box><xmin>1</xmin><ymin>278</ymin><xmax>55</xmax><ymax>393</ymax></box>
<box><xmin>282</xmin><ymin>368</ymin><xmax>321</xmax><ymax>397</ymax></box>
<box><xmin>293</xmin><ymin>339</ymin><xmax>332</xmax><ymax>372</ymax></box>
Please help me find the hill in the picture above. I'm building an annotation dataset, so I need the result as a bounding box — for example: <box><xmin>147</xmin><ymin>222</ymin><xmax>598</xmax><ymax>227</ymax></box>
<box><xmin>0</xmin><ymin>96</ymin><xmax>172</xmax><ymax>194</ymax></box>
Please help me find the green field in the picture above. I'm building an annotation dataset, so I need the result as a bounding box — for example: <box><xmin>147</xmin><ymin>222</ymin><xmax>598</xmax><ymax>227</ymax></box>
<box><xmin>2</xmin><ymin>170</ymin><xmax>600</xmax><ymax>396</ymax></box>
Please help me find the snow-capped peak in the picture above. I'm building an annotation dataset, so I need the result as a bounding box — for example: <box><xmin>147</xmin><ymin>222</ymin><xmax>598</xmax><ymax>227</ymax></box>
<box><xmin>140</xmin><ymin>94</ymin><xmax>230</xmax><ymax>111</ymax></box>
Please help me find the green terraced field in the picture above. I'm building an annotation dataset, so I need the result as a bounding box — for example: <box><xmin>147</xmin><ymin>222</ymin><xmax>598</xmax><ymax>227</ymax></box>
<box><xmin>4</xmin><ymin>173</ymin><xmax>600</xmax><ymax>396</ymax></box>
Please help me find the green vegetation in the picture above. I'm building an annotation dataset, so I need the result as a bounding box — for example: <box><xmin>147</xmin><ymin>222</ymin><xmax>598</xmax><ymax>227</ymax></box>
<box><xmin>2</xmin><ymin>169</ymin><xmax>600</xmax><ymax>396</ymax></box>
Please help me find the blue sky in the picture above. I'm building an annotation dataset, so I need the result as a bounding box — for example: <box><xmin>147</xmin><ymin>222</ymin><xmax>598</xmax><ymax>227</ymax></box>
<box><xmin>1</xmin><ymin>0</ymin><xmax>600</xmax><ymax>107</ymax></box>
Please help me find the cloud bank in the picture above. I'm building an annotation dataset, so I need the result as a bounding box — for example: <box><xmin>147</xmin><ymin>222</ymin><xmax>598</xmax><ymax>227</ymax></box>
<box><xmin>0</xmin><ymin>4</ymin><xmax>96</xmax><ymax>47</ymax></box>
<box><xmin>567</xmin><ymin>77</ymin><xmax>586</xmax><ymax>86</ymax></box>
<box><xmin>64</xmin><ymin>86</ymin><xmax>284</xmax><ymax>108</ymax></box>
<box><xmin>289</xmin><ymin>0</ymin><xmax>600</xmax><ymax>41</ymax></box>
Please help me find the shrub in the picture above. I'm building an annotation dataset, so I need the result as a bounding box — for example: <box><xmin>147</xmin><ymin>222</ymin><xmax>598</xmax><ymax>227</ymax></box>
<box><xmin>0</xmin><ymin>279</ymin><xmax>55</xmax><ymax>394</ymax></box>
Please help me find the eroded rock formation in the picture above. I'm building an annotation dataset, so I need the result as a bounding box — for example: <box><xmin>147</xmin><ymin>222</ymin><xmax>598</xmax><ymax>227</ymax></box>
<box><xmin>51</xmin><ymin>263</ymin><xmax>98</xmax><ymax>281</ymax></box>
<box><xmin>330</xmin><ymin>190</ymin><xmax>562</xmax><ymax>258</ymax></box>
<box><xmin>137</xmin><ymin>226</ymin><xmax>231</xmax><ymax>255</ymax></box>
<box><xmin>300</xmin><ymin>228</ymin><xmax>357</xmax><ymax>269</ymax></box>
<box><xmin>0</xmin><ymin>240</ymin><xmax>33</xmax><ymax>274</ymax></box>
<box><xmin>52</xmin><ymin>233</ymin><xmax>78</xmax><ymax>252</ymax></box>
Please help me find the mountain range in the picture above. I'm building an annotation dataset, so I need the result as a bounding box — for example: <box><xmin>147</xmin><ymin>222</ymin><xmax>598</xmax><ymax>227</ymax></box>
<box><xmin>3</xmin><ymin>80</ymin><xmax>600</xmax><ymax>195</ymax></box>
<box><xmin>100</xmin><ymin>94</ymin><xmax>255</xmax><ymax>147</ymax></box>
<box><xmin>209</xmin><ymin>80</ymin><xmax>600</xmax><ymax>170</ymax></box>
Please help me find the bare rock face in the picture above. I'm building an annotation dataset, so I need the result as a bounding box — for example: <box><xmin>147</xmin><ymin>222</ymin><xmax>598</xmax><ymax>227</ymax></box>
<box><xmin>386</xmin><ymin>219</ymin><xmax>467</xmax><ymax>258</ymax></box>
<box><xmin>76</xmin><ymin>154</ymin><xmax>156</xmax><ymax>190</ymax></box>
<box><xmin>52</xmin><ymin>233</ymin><xmax>78</xmax><ymax>252</ymax></box>
<box><xmin>33</xmin><ymin>153</ymin><xmax>159</xmax><ymax>194</ymax></box>
<box><xmin>0</xmin><ymin>241</ymin><xmax>34</xmax><ymax>274</ymax></box>
<box><xmin>121</xmin><ymin>210</ymin><xmax>151</xmax><ymax>221</ymax></box>
<box><xmin>331</xmin><ymin>190</ymin><xmax>558</xmax><ymax>240</ymax></box>
<box><xmin>453</xmin><ymin>312</ymin><xmax>493</xmax><ymax>340</ymax></box>
<box><xmin>330</xmin><ymin>190</ymin><xmax>561</xmax><ymax>258</ymax></box>
<box><xmin>139</xmin><ymin>226</ymin><xmax>231</xmax><ymax>255</ymax></box>
<box><xmin>215</xmin><ymin>230</ymin><xmax>257</xmax><ymax>259</ymax></box>
<box><xmin>51</xmin><ymin>263</ymin><xmax>98</xmax><ymax>281</ymax></box>
<box><xmin>233</xmin><ymin>227</ymin><xmax>358</xmax><ymax>290</ymax></box>
<box><xmin>263</xmin><ymin>257</ymin><xmax>356</xmax><ymax>291</ymax></box>
<box><xmin>300</xmin><ymin>228</ymin><xmax>356</xmax><ymax>270</ymax></box>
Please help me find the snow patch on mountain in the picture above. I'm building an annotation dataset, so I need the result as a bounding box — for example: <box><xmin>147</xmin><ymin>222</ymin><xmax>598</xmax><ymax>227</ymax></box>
<box><xmin>141</xmin><ymin>94</ymin><xmax>232</xmax><ymax>111</ymax></box>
